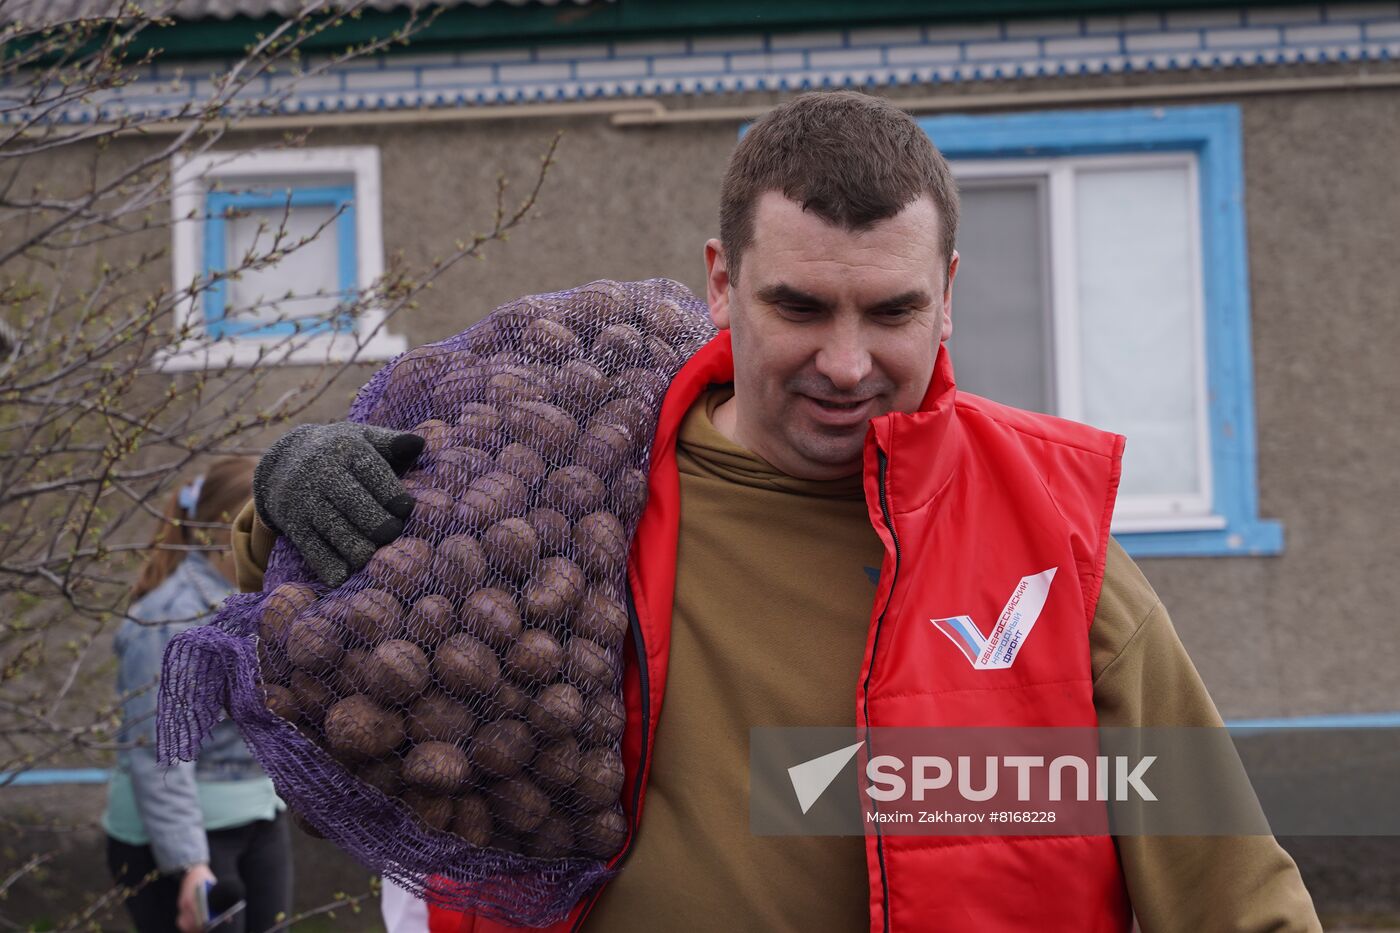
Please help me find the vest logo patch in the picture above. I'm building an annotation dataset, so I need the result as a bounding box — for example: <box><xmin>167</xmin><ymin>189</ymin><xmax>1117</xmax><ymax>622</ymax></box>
<box><xmin>930</xmin><ymin>568</ymin><xmax>1057</xmax><ymax>670</ymax></box>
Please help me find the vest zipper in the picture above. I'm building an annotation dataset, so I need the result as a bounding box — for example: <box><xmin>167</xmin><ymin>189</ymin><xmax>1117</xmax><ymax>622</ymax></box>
<box><xmin>864</xmin><ymin>449</ymin><xmax>898</xmax><ymax>933</ymax></box>
<box><xmin>569</xmin><ymin>588</ymin><xmax>651</xmax><ymax>931</ymax></box>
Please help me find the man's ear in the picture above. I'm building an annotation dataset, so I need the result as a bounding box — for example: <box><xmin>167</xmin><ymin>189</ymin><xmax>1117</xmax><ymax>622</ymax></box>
<box><xmin>704</xmin><ymin>238</ymin><xmax>731</xmax><ymax>330</ymax></box>
<box><xmin>940</xmin><ymin>249</ymin><xmax>959</xmax><ymax>343</ymax></box>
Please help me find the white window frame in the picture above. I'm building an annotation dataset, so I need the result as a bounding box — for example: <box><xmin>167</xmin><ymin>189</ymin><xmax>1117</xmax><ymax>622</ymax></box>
<box><xmin>951</xmin><ymin>152</ymin><xmax>1221</xmax><ymax>535</ymax></box>
<box><xmin>159</xmin><ymin>146</ymin><xmax>405</xmax><ymax>371</ymax></box>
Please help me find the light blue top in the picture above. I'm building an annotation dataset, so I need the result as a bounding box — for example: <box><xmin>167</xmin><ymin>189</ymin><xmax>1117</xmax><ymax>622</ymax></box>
<box><xmin>101</xmin><ymin>552</ymin><xmax>282</xmax><ymax>871</ymax></box>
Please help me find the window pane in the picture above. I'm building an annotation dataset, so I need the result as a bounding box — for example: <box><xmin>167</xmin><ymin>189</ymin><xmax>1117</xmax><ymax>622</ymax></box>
<box><xmin>225</xmin><ymin>203</ymin><xmax>342</xmax><ymax>328</ymax></box>
<box><xmin>1075</xmin><ymin>164</ymin><xmax>1202</xmax><ymax>502</ymax></box>
<box><xmin>947</xmin><ymin>180</ymin><xmax>1053</xmax><ymax>414</ymax></box>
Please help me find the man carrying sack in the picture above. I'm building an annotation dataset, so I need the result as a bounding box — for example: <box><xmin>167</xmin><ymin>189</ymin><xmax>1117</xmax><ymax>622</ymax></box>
<box><xmin>229</xmin><ymin>92</ymin><xmax>1319</xmax><ymax>931</ymax></box>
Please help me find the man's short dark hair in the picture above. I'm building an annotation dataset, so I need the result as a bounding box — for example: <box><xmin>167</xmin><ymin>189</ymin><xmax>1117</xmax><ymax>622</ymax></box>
<box><xmin>719</xmin><ymin>90</ymin><xmax>959</xmax><ymax>282</ymax></box>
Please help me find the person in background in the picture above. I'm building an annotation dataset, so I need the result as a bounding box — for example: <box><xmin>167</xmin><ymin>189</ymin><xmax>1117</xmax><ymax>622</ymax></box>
<box><xmin>104</xmin><ymin>457</ymin><xmax>292</xmax><ymax>933</ymax></box>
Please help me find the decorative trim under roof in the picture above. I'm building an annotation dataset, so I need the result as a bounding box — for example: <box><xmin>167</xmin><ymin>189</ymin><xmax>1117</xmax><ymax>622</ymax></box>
<box><xmin>10</xmin><ymin>3</ymin><xmax>1400</xmax><ymax>125</ymax></box>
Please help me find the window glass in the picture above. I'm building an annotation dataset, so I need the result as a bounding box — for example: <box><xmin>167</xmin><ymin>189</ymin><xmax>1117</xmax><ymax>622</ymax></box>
<box><xmin>948</xmin><ymin>179</ymin><xmax>1053</xmax><ymax>414</ymax></box>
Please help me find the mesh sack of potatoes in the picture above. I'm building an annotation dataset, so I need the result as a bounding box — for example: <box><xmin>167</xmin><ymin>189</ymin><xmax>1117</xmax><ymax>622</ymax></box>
<box><xmin>158</xmin><ymin>279</ymin><xmax>715</xmax><ymax>926</ymax></box>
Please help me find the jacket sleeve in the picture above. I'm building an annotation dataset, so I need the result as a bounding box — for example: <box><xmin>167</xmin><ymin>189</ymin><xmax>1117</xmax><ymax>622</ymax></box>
<box><xmin>1090</xmin><ymin>540</ymin><xmax>1322</xmax><ymax>933</ymax></box>
<box><xmin>231</xmin><ymin>498</ymin><xmax>276</xmax><ymax>594</ymax></box>
<box><xmin>120</xmin><ymin>623</ymin><xmax>209</xmax><ymax>873</ymax></box>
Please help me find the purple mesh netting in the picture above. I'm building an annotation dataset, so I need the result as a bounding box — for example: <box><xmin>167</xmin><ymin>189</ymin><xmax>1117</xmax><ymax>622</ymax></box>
<box><xmin>158</xmin><ymin>279</ymin><xmax>715</xmax><ymax>927</ymax></box>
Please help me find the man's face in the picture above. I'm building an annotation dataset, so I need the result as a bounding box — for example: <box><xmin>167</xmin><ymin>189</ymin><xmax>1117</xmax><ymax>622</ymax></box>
<box><xmin>705</xmin><ymin>192</ymin><xmax>958</xmax><ymax>480</ymax></box>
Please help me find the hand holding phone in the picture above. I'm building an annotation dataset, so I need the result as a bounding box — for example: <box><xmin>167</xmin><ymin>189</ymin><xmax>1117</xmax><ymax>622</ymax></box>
<box><xmin>177</xmin><ymin>864</ymin><xmax>216</xmax><ymax>933</ymax></box>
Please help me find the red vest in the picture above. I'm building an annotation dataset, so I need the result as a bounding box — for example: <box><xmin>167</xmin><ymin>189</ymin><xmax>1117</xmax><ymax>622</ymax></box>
<box><xmin>432</xmin><ymin>332</ymin><xmax>1131</xmax><ymax>932</ymax></box>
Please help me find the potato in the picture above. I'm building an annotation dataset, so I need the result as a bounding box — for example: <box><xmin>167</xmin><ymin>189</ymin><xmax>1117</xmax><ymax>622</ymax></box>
<box><xmin>496</xmin><ymin>442</ymin><xmax>547</xmax><ymax>486</ymax></box>
<box><xmin>469</xmin><ymin>719</ymin><xmax>535</xmax><ymax>778</ymax></box>
<box><xmin>648</xmin><ymin>298</ymin><xmax>689</xmax><ymax>343</ymax></box>
<box><xmin>612</xmin><ymin>368</ymin><xmax>668</xmax><ymax>406</ymax></box>
<box><xmin>431</xmin><ymin>535</ymin><xmax>487</xmax><ymax>595</ymax></box>
<box><xmin>411</xmin><ymin>487</ymin><xmax>458</xmax><ymax>535</ymax></box>
<box><xmin>592</xmin><ymin>323</ymin><xmax>644</xmax><ymax>368</ymax></box>
<box><xmin>459</xmin><ymin>471</ymin><xmax>528</xmax><ymax>527</ymax></box>
<box><xmin>574</xmin><ymin>747</ymin><xmax>625</xmax><ymax>808</ymax></box>
<box><xmin>575</xmin><ymin>419</ymin><xmax>632</xmax><ymax>477</ymax></box>
<box><xmin>462</xmin><ymin>587</ymin><xmax>522</xmax><ymax>649</ymax></box>
<box><xmin>262</xmin><ymin>683</ymin><xmax>300</xmax><ymax>725</ymax></box>
<box><xmin>337</xmin><ymin>588</ymin><xmax>404</xmax><ymax>644</ymax></box>
<box><xmin>522</xmin><ymin>557</ymin><xmax>585</xmax><ymax>623</ymax></box>
<box><xmin>289</xmin><ymin>808</ymin><xmax>326</xmax><ymax>840</ymax></box>
<box><xmin>578</xmin><ymin>279</ymin><xmax>631</xmax><ymax>312</ymax></box>
<box><xmin>432</xmin><ymin>633</ymin><xmax>501</xmax><ymax>697</ymax></box>
<box><xmin>436</xmin><ymin>446</ymin><xmax>495</xmax><ymax>484</ymax></box>
<box><xmin>284</xmin><ymin>614</ymin><xmax>343</xmax><ymax>672</ymax></box>
<box><xmin>484</xmin><ymin>374</ymin><xmax>549</xmax><ymax>417</ymax></box>
<box><xmin>524</xmin><ymin>813</ymin><xmax>575</xmax><ymax>859</ymax></box>
<box><xmin>407</xmin><ymin>692</ymin><xmax>477</xmax><ymax>744</ymax></box>
<box><xmin>356</xmin><ymin>758</ymin><xmax>404</xmax><ymax>797</ymax></box>
<box><xmin>579</xmin><ymin>691</ymin><xmax>625</xmax><ymax>747</ymax></box>
<box><xmin>532</xmin><ymin>735</ymin><xmax>581</xmax><ymax>790</ymax></box>
<box><xmin>565</xmin><ymin>637</ymin><xmax>615</xmax><ymax>695</ymax></box>
<box><xmin>362</xmin><ymin>639</ymin><xmax>430</xmax><ymax>705</ymax></box>
<box><xmin>617</xmin><ymin>468</ymin><xmax>650</xmax><ymax>522</ymax></box>
<box><xmin>453</xmin><ymin>402</ymin><xmax>502</xmax><ymax>446</ymax></box>
<box><xmin>554</xmin><ymin>359</ymin><xmax>611</xmax><ymax>414</ymax></box>
<box><xmin>403</xmin><ymin>789</ymin><xmax>453</xmax><ymax>833</ymax></box>
<box><xmin>577</xmin><ymin>806</ymin><xmax>627</xmax><ymax>858</ymax></box>
<box><xmin>525</xmin><ymin>508</ymin><xmax>570</xmax><ymax>557</ymax></box>
<box><xmin>572</xmin><ymin>588</ymin><xmax>627</xmax><ymax>648</ymax></box>
<box><xmin>597</xmin><ymin>398</ymin><xmax>651</xmax><ymax>440</ymax></box>
<box><xmin>259</xmin><ymin>582</ymin><xmax>318</xmax><ymax>643</ymax></box>
<box><xmin>324</xmin><ymin>695</ymin><xmax>404</xmax><ymax>760</ymax></box>
<box><xmin>410</xmin><ymin>419</ymin><xmax>453</xmax><ymax>457</ymax></box>
<box><xmin>645</xmin><ymin>335</ymin><xmax>680</xmax><ymax>372</ymax></box>
<box><xmin>573</xmin><ymin>512</ymin><xmax>628</xmax><ymax>578</ymax></box>
<box><xmin>403</xmin><ymin>741</ymin><xmax>472</xmax><ymax>795</ymax></box>
<box><xmin>336</xmin><ymin>646</ymin><xmax>373</xmax><ymax>696</ymax></box>
<box><xmin>430</xmin><ymin>368</ymin><xmax>484</xmax><ymax>420</ymax></box>
<box><xmin>289</xmin><ymin>670</ymin><xmax>334</xmax><ymax>725</ymax></box>
<box><xmin>364</xmin><ymin>537</ymin><xmax>432</xmax><ymax>595</ymax></box>
<box><xmin>483</xmin><ymin>517</ymin><xmax>539</xmax><ymax>578</ymax></box>
<box><xmin>386</xmin><ymin>346</ymin><xmax>448</xmax><ymax>402</ymax></box>
<box><xmin>492</xmin><ymin>777</ymin><xmax>550</xmax><ymax>834</ymax></box>
<box><xmin>404</xmin><ymin>594</ymin><xmax>455</xmax><ymax>648</ymax></box>
<box><xmin>501</xmin><ymin>401</ymin><xmax>577</xmax><ymax>463</ymax></box>
<box><xmin>527</xmin><ymin>681</ymin><xmax>584</xmax><ymax>739</ymax></box>
<box><xmin>504</xmin><ymin>629</ymin><xmax>564</xmax><ymax>686</ymax></box>
<box><xmin>451</xmin><ymin>794</ymin><xmax>494</xmax><ymax>847</ymax></box>
<box><xmin>521</xmin><ymin>317</ymin><xmax>578</xmax><ymax>359</ymax></box>
<box><xmin>485</xmin><ymin>682</ymin><xmax>529</xmax><ymax>719</ymax></box>
<box><xmin>541</xmin><ymin>466</ymin><xmax>605</xmax><ymax>518</ymax></box>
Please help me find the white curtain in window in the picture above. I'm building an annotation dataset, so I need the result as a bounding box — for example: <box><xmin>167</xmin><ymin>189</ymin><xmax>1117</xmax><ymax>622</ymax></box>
<box><xmin>225</xmin><ymin>203</ymin><xmax>342</xmax><ymax>327</ymax></box>
<box><xmin>1074</xmin><ymin>165</ymin><xmax>1203</xmax><ymax>502</ymax></box>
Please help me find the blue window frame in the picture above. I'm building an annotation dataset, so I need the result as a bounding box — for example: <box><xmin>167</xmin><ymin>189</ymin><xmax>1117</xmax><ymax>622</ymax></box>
<box><xmin>203</xmin><ymin>184</ymin><xmax>358</xmax><ymax>340</ymax></box>
<box><xmin>918</xmin><ymin>105</ymin><xmax>1281</xmax><ymax>558</ymax></box>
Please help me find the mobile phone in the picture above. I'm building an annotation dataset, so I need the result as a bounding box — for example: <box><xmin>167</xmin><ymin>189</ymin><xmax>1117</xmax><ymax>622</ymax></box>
<box><xmin>193</xmin><ymin>877</ymin><xmax>215</xmax><ymax>928</ymax></box>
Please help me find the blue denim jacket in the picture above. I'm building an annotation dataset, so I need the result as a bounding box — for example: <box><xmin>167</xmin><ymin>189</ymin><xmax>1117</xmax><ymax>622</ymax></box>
<box><xmin>111</xmin><ymin>553</ymin><xmax>266</xmax><ymax>870</ymax></box>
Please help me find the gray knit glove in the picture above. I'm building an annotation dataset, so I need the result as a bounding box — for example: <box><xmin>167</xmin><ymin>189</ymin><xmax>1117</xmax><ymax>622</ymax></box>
<box><xmin>253</xmin><ymin>423</ymin><xmax>425</xmax><ymax>587</ymax></box>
